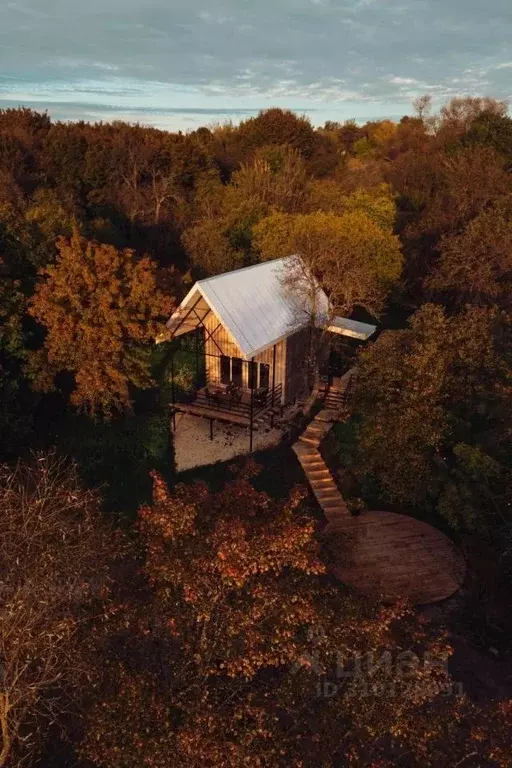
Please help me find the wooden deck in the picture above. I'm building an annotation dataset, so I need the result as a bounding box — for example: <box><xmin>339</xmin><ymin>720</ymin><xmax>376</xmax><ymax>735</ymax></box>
<box><xmin>325</xmin><ymin>512</ymin><xmax>466</xmax><ymax>605</ymax></box>
<box><xmin>173</xmin><ymin>401</ymin><xmax>251</xmax><ymax>427</ymax></box>
<box><xmin>172</xmin><ymin>383</ymin><xmax>282</xmax><ymax>430</ymax></box>
<box><xmin>292</xmin><ymin>370</ymin><xmax>466</xmax><ymax>606</ymax></box>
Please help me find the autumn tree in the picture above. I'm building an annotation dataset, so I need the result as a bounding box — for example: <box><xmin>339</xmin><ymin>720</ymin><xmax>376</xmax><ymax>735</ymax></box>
<box><xmin>413</xmin><ymin>94</ymin><xmax>433</xmax><ymax>122</ymax></box>
<box><xmin>182</xmin><ymin>145</ymin><xmax>307</xmax><ymax>274</ymax></box>
<box><xmin>0</xmin><ymin>108</ymin><xmax>50</xmax><ymax>194</ymax></box>
<box><xmin>182</xmin><ymin>216</ymin><xmax>245</xmax><ymax>275</ymax></box>
<box><xmin>428</xmin><ymin>198</ymin><xmax>512</xmax><ymax>310</ymax></box>
<box><xmin>79</xmin><ymin>461</ymin><xmax>486</xmax><ymax>768</ymax></box>
<box><xmin>238</xmin><ymin>108</ymin><xmax>317</xmax><ymax>159</ymax></box>
<box><xmin>71</xmin><ymin>464</ymin><xmax>512</xmax><ymax>767</ymax></box>
<box><xmin>28</xmin><ymin>231</ymin><xmax>174</xmax><ymax>416</ymax></box>
<box><xmin>462</xmin><ymin>109</ymin><xmax>512</xmax><ymax>167</ymax></box>
<box><xmin>393</xmin><ymin>144</ymin><xmax>511</xmax><ymax>299</ymax></box>
<box><xmin>438</xmin><ymin>96</ymin><xmax>508</xmax><ymax>139</ymax></box>
<box><xmin>354</xmin><ymin>304</ymin><xmax>508</xmax><ymax>515</ymax></box>
<box><xmin>0</xmin><ymin>452</ymin><xmax>124</xmax><ymax>767</ymax></box>
<box><xmin>254</xmin><ymin>209</ymin><xmax>402</xmax><ymax>318</ymax></box>
<box><xmin>40</xmin><ymin>122</ymin><xmax>88</xmax><ymax>213</ymax></box>
<box><xmin>229</xmin><ymin>144</ymin><xmax>308</xmax><ymax>213</ymax></box>
<box><xmin>305</xmin><ymin>180</ymin><xmax>396</xmax><ymax>230</ymax></box>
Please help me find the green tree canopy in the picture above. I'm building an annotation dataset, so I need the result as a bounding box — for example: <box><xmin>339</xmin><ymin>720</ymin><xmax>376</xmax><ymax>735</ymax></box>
<box><xmin>254</xmin><ymin>209</ymin><xmax>403</xmax><ymax>317</ymax></box>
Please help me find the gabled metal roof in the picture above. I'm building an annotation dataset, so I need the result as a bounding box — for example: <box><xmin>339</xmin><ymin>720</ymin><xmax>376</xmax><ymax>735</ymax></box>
<box><xmin>161</xmin><ymin>256</ymin><xmax>376</xmax><ymax>358</ymax></box>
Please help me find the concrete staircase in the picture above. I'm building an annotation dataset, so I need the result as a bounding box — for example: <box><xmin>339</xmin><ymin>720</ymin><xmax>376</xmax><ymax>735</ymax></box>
<box><xmin>292</xmin><ymin>370</ymin><xmax>355</xmax><ymax>524</ymax></box>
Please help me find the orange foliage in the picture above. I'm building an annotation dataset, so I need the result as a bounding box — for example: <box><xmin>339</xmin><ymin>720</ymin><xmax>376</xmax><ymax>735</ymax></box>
<box><xmin>28</xmin><ymin>230</ymin><xmax>174</xmax><ymax>416</ymax></box>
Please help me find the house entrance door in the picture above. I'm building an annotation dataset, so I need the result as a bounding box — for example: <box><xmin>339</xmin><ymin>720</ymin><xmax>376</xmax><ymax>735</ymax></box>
<box><xmin>231</xmin><ymin>357</ymin><xmax>243</xmax><ymax>387</ymax></box>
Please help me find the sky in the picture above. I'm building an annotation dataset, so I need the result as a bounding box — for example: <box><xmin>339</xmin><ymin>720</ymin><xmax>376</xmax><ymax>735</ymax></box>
<box><xmin>0</xmin><ymin>0</ymin><xmax>511</xmax><ymax>132</ymax></box>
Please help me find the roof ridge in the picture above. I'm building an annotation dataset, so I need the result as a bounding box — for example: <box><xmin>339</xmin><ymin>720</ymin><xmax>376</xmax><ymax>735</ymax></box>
<box><xmin>196</xmin><ymin>255</ymin><xmax>294</xmax><ymax>285</ymax></box>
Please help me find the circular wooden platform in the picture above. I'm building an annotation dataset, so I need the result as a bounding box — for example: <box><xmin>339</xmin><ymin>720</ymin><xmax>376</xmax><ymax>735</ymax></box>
<box><xmin>325</xmin><ymin>511</ymin><xmax>466</xmax><ymax>605</ymax></box>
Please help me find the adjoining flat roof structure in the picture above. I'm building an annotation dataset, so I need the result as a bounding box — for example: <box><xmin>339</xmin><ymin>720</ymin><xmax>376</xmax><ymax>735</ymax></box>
<box><xmin>326</xmin><ymin>316</ymin><xmax>377</xmax><ymax>341</ymax></box>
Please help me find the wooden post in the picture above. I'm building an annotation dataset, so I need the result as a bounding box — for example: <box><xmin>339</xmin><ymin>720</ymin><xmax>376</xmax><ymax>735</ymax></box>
<box><xmin>270</xmin><ymin>344</ymin><xmax>276</xmax><ymax>428</ymax></box>
<box><xmin>329</xmin><ymin>337</ymin><xmax>333</xmax><ymax>389</ymax></box>
<box><xmin>249</xmin><ymin>357</ymin><xmax>255</xmax><ymax>452</ymax></box>
<box><xmin>195</xmin><ymin>327</ymin><xmax>199</xmax><ymax>386</ymax></box>
<box><xmin>271</xmin><ymin>344</ymin><xmax>276</xmax><ymax>406</ymax></box>
<box><xmin>170</xmin><ymin>348</ymin><xmax>176</xmax><ymax>430</ymax></box>
<box><xmin>210</xmin><ymin>418</ymin><xmax>213</xmax><ymax>441</ymax></box>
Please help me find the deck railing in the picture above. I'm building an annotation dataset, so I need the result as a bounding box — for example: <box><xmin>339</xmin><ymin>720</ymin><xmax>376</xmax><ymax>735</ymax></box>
<box><xmin>190</xmin><ymin>382</ymin><xmax>283</xmax><ymax>420</ymax></box>
<box><xmin>173</xmin><ymin>371</ymin><xmax>283</xmax><ymax>421</ymax></box>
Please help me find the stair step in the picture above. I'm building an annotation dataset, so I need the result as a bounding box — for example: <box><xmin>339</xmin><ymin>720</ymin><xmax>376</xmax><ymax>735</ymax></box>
<box><xmin>294</xmin><ymin>442</ymin><xmax>318</xmax><ymax>452</ymax></box>
<box><xmin>323</xmin><ymin>507</ymin><xmax>350</xmax><ymax>516</ymax></box>
<box><xmin>314</xmin><ymin>484</ymin><xmax>338</xmax><ymax>494</ymax></box>
<box><xmin>308</xmin><ymin>477</ymin><xmax>336</xmax><ymax>490</ymax></box>
<box><xmin>312</xmin><ymin>487</ymin><xmax>339</xmax><ymax>497</ymax></box>
<box><xmin>304</xmin><ymin>427</ymin><xmax>327</xmax><ymax>437</ymax></box>
<box><xmin>315</xmin><ymin>491</ymin><xmax>343</xmax><ymax>509</ymax></box>
<box><xmin>315</xmin><ymin>411</ymin><xmax>338</xmax><ymax>423</ymax></box>
<box><xmin>321</xmin><ymin>498</ymin><xmax>346</xmax><ymax>508</ymax></box>
<box><xmin>299</xmin><ymin>436</ymin><xmax>320</xmax><ymax>446</ymax></box>
<box><xmin>298</xmin><ymin>457</ymin><xmax>324</xmax><ymax>466</ymax></box>
<box><xmin>315</xmin><ymin>486</ymin><xmax>341</xmax><ymax>496</ymax></box>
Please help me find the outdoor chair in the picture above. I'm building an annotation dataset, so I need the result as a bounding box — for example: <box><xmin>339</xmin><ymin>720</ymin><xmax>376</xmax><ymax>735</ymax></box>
<box><xmin>227</xmin><ymin>383</ymin><xmax>242</xmax><ymax>409</ymax></box>
<box><xmin>254</xmin><ymin>387</ymin><xmax>269</xmax><ymax>408</ymax></box>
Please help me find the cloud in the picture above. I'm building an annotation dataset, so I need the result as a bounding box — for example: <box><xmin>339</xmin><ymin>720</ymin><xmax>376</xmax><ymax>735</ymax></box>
<box><xmin>388</xmin><ymin>77</ymin><xmax>421</xmax><ymax>86</ymax></box>
<box><xmin>0</xmin><ymin>0</ymin><xmax>510</xmax><ymax>128</ymax></box>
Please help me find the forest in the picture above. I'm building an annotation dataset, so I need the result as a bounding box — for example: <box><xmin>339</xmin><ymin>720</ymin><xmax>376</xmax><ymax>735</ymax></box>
<box><xmin>0</xmin><ymin>96</ymin><xmax>511</xmax><ymax>766</ymax></box>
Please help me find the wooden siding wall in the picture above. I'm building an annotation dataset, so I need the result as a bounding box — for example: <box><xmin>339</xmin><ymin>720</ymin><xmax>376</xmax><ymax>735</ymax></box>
<box><xmin>202</xmin><ymin>306</ymin><xmax>287</xmax><ymax>403</ymax></box>
<box><xmin>254</xmin><ymin>340</ymin><xmax>286</xmax><ymax>402</ymax></box>
<box><xmin>284</xmin><ymin>327</ymin><xmax>310</xmax><ymax>404</ymax></box>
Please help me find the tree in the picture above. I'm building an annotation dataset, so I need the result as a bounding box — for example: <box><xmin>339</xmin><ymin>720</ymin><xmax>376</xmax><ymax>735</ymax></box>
<box><xmin>428</xmin><ymin>200</ymin><xmax>512</xmax><ymax>310</ymax></box>
<box><xmin>437</xmin><ymin>443</ymin><xmax>511</xmax><ymax>533</ymax></box>
<box><xmin>80</xmin><ymin>462</ymin><xmax>481</xmax><ymax>768</ymax></box>
<box><xmin>413</xmin><ymin>94</ymin><xmax>433</xmax><ymax>122</ymax></box>
<box><xmin>354</xmin><ymin>304</ymin><xmax>507</xmax><ymax>510</ymax></box>
<box><xmin>229</xmin><ymin>144</ymin><xmax>308</xmax><ymax>213</ymax></box>
<box><xmin>414</xmin><ymin>146</ymin><xmax>510</xmax><ymax>240</ymax></box>
<box><xmin>438</xmin><ymin>96</ymin><xmax>508</xmax><ymax>138</ymax></box>
<box><xmin>28</xmin><ymin>231</ymin><xmax>174</xmax><ymax>416</ymax></box>
<box><xmin>40</xmin><ymin>122</ymin><xmax>88</xmax><ymax>212</ymax></box>
<box><xmin>463</xmin><ymin>109</ymin><xmax>512</xmax><ymax>167</ymax></box>
<box><xmin>181</xmin><ymin>146</ymin><xmax>306</xmax><ymax>275</ymax></box>
<box><xmin>254</xmin><ymin>209</ymin><xmax>403</xmax><ymax>318</ymax></box>
<box><xmin>305</xmin><ymin>181</ymin><xmax>396</xmax><ymax>230</ymax></box>
<box><xmin>0</xmin><ymin>108</ymin><xmax>50</xmax><ymax>194</ymax></box>
<box><xmin>0</xmin><ymin>452</ymin><xmax>124</xmax><ymax>767</ymax></box>
<box><xmin>182</xmin><ymin>217</ymin><xmax>244</xmax><ymax>275</ymax></box>
<box><xmin>238</xmin><ymin>108</ymin><xmax>317</xmax><ymax>158</ymax></box>
<box><xmin>75</xmin><ymin>465</ymin><xmax>512</xmax><ymax>767</ymax></box>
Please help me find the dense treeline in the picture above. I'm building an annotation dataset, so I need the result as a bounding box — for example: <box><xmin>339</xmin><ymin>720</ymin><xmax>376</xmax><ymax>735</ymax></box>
<box><xmin>1</xmin><ymin>454</ymin><xmax>511</xmax><ymax>768</ymax></box>
<box><xmin>0</xmin><ymin>98</ymin><xmax>510</xmax><ymax>503</ymax></box>
<box><xmin>0</xmin><ymin>97</ymin><xmax>511</xmax><ymax>766</ymax></box>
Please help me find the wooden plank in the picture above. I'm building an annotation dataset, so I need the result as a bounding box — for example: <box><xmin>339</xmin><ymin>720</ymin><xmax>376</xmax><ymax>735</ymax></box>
<box><xmin>173</xmin><ymin>403</ymin><xmax>252</xmax><ymax>428</ymax></box>
<box><xmin>325</xmin><ymin>512</ymin><xmax>466</xmax><ymax>605</ymax></box>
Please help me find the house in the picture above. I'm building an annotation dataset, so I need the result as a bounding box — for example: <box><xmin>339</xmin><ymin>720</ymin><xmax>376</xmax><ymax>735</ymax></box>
<box><xmin>157</xmin><ymin>256</ymin><xmax>376</xmax><ymax>448</ymax></box>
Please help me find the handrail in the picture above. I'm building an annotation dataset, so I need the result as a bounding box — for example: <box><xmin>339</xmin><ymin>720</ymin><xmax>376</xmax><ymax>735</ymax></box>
<box><xmin>175</xmin><ymin>382</ymin><xmax>282</xmax><ymax>420</ymax></box>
